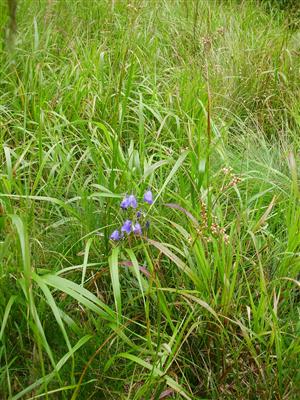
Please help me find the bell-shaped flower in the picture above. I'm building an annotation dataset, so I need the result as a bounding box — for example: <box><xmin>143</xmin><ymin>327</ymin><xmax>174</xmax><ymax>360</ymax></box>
<box><xmin>133</xmin><ymin>223</ymin><xmax>142</xmax><ymax>235</ymax></box>
<box><xmin>120</xmin><ymin>196</ymin><xmax>130</xmax><ymax>209</ymax></box>
<box><xmin>110</xmin><ymin>230</ymin><xmax>121</xmax><ymax>241</ymax></box>
<box><xmin>120</xmin><ymin>194</ymin><xmax>138</xmax><ymax>209</ymax></box>
<box><xmin>121</xmin><ymin>219</ymin><xmax>132</xmax><ymax>234</ymax></box>
<box><xmin>143</xmin><ymin>190</ymin><xmax>153</xmax><ymax>205</ymax></box>
<box><xmin>128</xmin><ymin>194</ymin><xmax>138</xmax><ymax>208</ymax></box>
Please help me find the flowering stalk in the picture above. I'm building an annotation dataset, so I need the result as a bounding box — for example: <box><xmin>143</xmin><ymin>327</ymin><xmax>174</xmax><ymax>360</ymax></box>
<box><xmin>110</xmin><ymin>190</ymin><xmax>154</xmax><ymax>242</ymax></box>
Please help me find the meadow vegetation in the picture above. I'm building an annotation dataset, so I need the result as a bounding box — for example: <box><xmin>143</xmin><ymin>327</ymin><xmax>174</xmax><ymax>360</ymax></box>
<box><xmin>0</xmin><ymin>0</ymin><xmax>299</xmax><ymax>398</ymax></box>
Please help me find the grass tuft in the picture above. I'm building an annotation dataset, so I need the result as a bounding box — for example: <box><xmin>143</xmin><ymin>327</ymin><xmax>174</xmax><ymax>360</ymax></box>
<box><xmin>0</xmin><ymin>0</ymin><xmax>299</xmax><ymax>398</ymax></box>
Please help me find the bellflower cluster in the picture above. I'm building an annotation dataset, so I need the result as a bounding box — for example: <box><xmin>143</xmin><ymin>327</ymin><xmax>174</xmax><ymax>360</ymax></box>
<box><xmin>110</xmin><ymin>190</ymin><xmax>153</xmax><ymax>241</ymax></box>
<box><xmin>121</xmin><ymin>194</ymin><xmax>138</xmax><ymax>209</ymax></box>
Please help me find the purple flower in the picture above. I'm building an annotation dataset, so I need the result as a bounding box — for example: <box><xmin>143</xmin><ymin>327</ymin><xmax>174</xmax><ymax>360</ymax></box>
<box><xmin>110</xmin><ymin>230</ymin><xmax>121</xmax><ymax>241</ymax></box>
<box><xmin>128</xmin><ymin>194</ymin><xmax>138</xmax><ymax>208</ymax></box>
<box><xmin>133</xmin><ymin>223</ymin><xmax>142</xmax><ymax>235</ymax></box>
<box><xmin>120</xmin><ymin>196</ymin><xmax>130</xmax><ymax>209</ymax></box>
<box><xmin>143</xmin><ymin>190</ymin><xmax>153</xmax><ymax>205</ymax></box>
<box><xmin>121</xmin><ymin>219</ymin><xmax>132</xmax><ymax>234</ymax></box>
<box><xmin>136</xmin><ymin>210</ymin><xmax>142</xmax><ymax>218</ymax></box>
<box><xmin>120</xmin><ymin>194</ymin><xmax>138</xmax><ymax>209</ymax></box>
<box><xmin>145</xmin><ymin>220</ymin><xmax>150</xmax><ymax>230</ymax></box>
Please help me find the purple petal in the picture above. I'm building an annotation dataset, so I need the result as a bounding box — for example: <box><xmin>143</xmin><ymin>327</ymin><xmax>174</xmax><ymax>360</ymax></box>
<box><xmin>120</xmin><ymin>196</ymin><xmax>130</xmax><ymax>209</ymax></box>
<box><xmin>110</xmin><ymin>230</ymin><xmax>120</xmax><ymax>241</ymax></box>
<box><xmin>128</xmin><ymin>194</ymin><xmax>138</xmax><ymax>208</ymax></box>
<box><xmin>136</xmin><ymin>210</ymin><xmax>142</xmax><ymax>218</ymax></box>
<box><xmin>121</xmin><ymin>219</ymin><xmax>132</xmax><ymax>234</ymax></box>
<box><xmin>145</xmin><ymin>220</ymin><xmax>150</xmax><ymax>229</ymax></box>
<box><xmin>133</xmin><ymin>222</ymin><xmax>142</xmax><ymax>235</ymax></box>
<box><xmin>143</xmin><ymin>190</ymin><xmax>153</xmax><ymax>204</ymax></box>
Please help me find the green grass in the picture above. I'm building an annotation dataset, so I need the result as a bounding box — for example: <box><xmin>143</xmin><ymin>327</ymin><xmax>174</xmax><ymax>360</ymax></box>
<box><xmin>0</xmin><ymin>0</ymin><xmax>299</xmax><ymax>398</ymax></box>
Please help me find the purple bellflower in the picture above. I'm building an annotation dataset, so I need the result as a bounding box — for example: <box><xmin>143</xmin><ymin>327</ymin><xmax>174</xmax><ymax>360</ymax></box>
<box><xmin>120</xmin><ymin>196</ymin><xmax>130</xmax><ymax>209</ymax></box>
<box><xmin>144</xmin><ymin>190</ymin><xmax>153</xmax><ymax>205</ymax></box>
<box><xmin>133</xmin><ymin>223</ymin><xmax>142</xmax><ymax>235</ymax></box>
<box><xmin>128</xmin><ymin>194</ymin><xmax>138</xmax><ymax>208</ymax></box>
<box><xmin>121</xmin><ymin>219</ymin><xmax>132</xmax><ymax>234</ymax></box>
<box><xmin>110</xmin><ymin>230</ymin><xmax>121</xmax><ymax>241</ymax></box>
<box><xmin>120</xmin><ymin>194</ymin><xmax>138</xmax><ymax>209</ymax></box>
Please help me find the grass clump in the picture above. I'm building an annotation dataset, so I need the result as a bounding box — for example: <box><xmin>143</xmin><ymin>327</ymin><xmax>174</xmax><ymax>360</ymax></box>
<box><xmin>0</xmin><ymin>0</ymin><xmax>299</xmax><ymax>399</ymax></box>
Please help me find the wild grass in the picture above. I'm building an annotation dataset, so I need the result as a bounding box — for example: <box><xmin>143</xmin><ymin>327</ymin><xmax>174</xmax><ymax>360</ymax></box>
<box><xmin>0</xmin><ymin>0</ymin><xmax>299</xmax><ymax>399</ymax></box>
